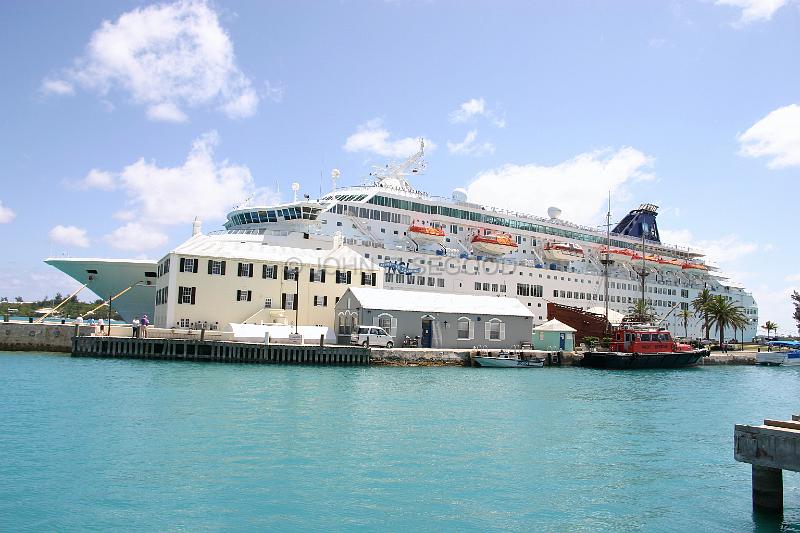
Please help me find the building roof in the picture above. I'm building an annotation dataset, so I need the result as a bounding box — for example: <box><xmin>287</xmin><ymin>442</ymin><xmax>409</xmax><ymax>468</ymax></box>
<box><xmin>169</xmin><ymin>234</ymin><xmax>381</xmax><ymax>271</ymax></box>
<box><xmin>532</xmin><ymin>319</ymin><xmax>577</xmax><ymax>333</ymax></box>
<box><xmin>344</xmin><ymin>288</ymin><xmax>536</xmax><ymax>317</ymax></box>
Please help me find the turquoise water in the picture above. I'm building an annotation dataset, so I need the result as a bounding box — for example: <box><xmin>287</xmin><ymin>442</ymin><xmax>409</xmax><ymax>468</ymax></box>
<box><xmin>1</xmin><ymin>352</ymin><xmax>798</xmax><ymax>532</ymax></box>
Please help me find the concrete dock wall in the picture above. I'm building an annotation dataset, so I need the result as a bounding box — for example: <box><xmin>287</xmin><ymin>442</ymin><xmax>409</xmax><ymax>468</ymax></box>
<box><xmin>72</xmin><ymin>335</ymin><xmax>371</xmax><ymax>366</ymax></box>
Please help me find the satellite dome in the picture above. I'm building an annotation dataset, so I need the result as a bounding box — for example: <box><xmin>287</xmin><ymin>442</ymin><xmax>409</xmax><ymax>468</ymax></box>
<box><xmin>547</xmin><ymin>207</ymin><xmax>562</xmax><ymax>219</ymax></box>
<box><xmin>452</xmin><ymin>188</ymin><xmax>468</xmax><ymax>202</ymax></box>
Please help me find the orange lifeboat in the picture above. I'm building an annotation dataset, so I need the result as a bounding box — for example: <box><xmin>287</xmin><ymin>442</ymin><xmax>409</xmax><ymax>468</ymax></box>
<box><xmin>543</xmin><ymin>242</ymin><xmax>585</xmax><ymax>262</ymax></box>
<box><xmin>658</xmin><ymin>258</ymin><xmax>684</xmax><ymax>271</ymax></box>
<box><xmin>408</xmin><ymin>224</ymin><xmax>445</xmax><ymax>244</ymax></box>
<box><xmin>598</xmin><ymin>247</ymin><xmax>635</xmax><ymax>264</ymax></box>
<box><xmin>682</xmin><ymin>261</ymin><xmax>709</xmax><ymax>273</ymax></box>
<box><xmin>471</xmin><ymin>232</ymin><xmax>518</xmax><ymax>255</ymax></box>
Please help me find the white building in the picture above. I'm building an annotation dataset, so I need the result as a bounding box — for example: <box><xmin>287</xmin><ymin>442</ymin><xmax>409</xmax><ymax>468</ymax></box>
<box><xmin>153</xmin><ymin>233</ymin><xmax>382</xmax><ymax>331</ymax></box>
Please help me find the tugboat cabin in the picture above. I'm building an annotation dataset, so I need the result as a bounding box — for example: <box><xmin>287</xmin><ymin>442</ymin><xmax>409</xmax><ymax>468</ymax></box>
<box><xmin>609</xmin><ymin>326</ymin><xmax>687</xmax><ymax>354</ymax></box>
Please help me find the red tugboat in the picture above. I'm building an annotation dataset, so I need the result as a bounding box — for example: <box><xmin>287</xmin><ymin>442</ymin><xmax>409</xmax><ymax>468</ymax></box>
<box><xmin>581</xmin><ymin>324</ymin><xmax>710</xmax><ymax>369</ymax></box>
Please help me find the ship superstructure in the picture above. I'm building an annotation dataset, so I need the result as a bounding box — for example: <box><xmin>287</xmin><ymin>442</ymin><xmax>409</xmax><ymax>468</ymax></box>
<box><xmin>47</xmin><ymin>143</ymin><xmax>758</xmax><ymax>340</ymax></box>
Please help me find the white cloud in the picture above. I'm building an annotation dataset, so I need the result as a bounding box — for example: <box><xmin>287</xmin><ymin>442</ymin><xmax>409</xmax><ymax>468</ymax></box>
<box><xmin>659</xmin><ymin>230</ymin><xmax>759</xmax><ymax>267</ymax></box>
<box><xmin>466</xmin><ymin>147</ymin><xmax>653</xmax><ymax>225</ymax></box>
<box><xmin>113</xmin><ymin>210</ymin><xmax>136</xmax><ymax>221</ymax></box>
<box><xmin>76</xmin><ymin>168</ymin><xmax>116</xmax><ymax>190</ymax></box>
<box><xmin>96</xmin><ymin>130</ymin><xmax>279</xmax><ymax>227</ymax></box>
<box><xmin>715</xmin><ymin>0</ymin><xmax>788</xmax><ymax>25</ymax></box>
<box><xmin>105</xmin><ymin>223</ymin><xmax>168</xmax><ymax>251</ymax></box>
<box><xmin>40</xmin><ymin>78</ymin><xmax>75</xmax><ymax>96</ymax></box>
<box><xmin>449</xmin><ymin>97</ymin><xmax>506</xmax><ymax>128</ymax></box>
<box><xmin>737</xmin><ymin>104</ymin><xmax>800</xmax><ymax>168</ymax></box>
<box><xmin>343</xmin><ymin>119</ymin><xmax>436</xmax><ymax>158</ymax></box>
<box><xmin>262</xmin><ymin>81</ymin><xmax>284</xmax><ymax>103</ymax></box>
<box><xmin>0</xmin><ymin>201</ymin><xmax>15</xmax><ymax>223</ymax></box>
<box><xmin>49</xmin><ymin>225</ymin><xmax>90</xmax><ymax>248</ymax></box>
<box><xmin>146</xmin><ymin>102</ymin><xmax>188</xmax><ymax>123</ymax></box>
<box><xmin>47</xmin><ymin>0</ymin><xmax>258</xmax><ymax>121</ymax></box>
<box><xmin>446</xmin><ymin>130</ymin><xmax>495</xmax><ymax>156</ymax></box>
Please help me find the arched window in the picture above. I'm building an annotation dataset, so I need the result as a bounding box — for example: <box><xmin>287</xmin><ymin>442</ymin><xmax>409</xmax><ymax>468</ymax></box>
<box><xmin>376</xmin><ymin>313</ymin><xmax>396</xmax><ymax>336</ymax></box>
<box><xmin>457</xmin><ymin>317</ymin><xmax>473</xmax><ymax>340</ymax></box>
<box><xmin>485</xmin><ymin>318</ymin><xmax>505</xmax><ymax>341</ymax></box>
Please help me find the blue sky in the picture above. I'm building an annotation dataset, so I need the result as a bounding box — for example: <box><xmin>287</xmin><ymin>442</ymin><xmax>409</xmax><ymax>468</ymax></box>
<box><xmin>0</xmin><ymin>0</ymin><xmax>798</xmax><ymax>332</ymax></box>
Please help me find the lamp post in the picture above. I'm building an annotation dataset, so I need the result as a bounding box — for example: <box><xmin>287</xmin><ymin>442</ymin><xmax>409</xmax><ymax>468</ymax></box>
<box><xmin>295</xmin><ymin>266</ymin><xmax>300</xmax><ymax>335</ymax></box>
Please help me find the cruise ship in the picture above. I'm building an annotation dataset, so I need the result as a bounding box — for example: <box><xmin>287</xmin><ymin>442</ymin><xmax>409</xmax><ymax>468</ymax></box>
<box><xmin>46</xmin><ymin>143</ymin><xmax>759</xmax><ymax>340</ymax></box>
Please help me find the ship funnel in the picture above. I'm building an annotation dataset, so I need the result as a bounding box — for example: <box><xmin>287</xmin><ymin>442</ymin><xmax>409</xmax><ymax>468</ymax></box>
<box><xmin>547</xmin><ymin>207</ymin><xmax>562</xmax><ymax>219</ymax></box>
<box><xmin>192</xmin><ymin>217</ymin><xmax>202</xmax><ymax>237</ymax></box>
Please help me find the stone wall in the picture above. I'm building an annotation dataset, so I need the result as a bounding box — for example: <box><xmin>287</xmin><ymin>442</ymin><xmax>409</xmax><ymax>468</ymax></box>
<box><xmin>0</xmin><ymin>322</ymin><xmax>94</xmax><ymax>352</ymax></box>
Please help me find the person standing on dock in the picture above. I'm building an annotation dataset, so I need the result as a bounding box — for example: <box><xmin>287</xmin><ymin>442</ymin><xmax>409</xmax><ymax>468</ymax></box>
<box><xmin>140</xmin><ymin>315</ymin><xmax>149</xmax><ymax>338</ymax></box>
<box><xmin>132</xmin><ymin>317</ymin><xmax>140</xmax><ymax>338</ymax></box>
<box><xmin>98</xmin><ymin>318</ymin><xmax>105</xmax><ymax>334</ymax></box>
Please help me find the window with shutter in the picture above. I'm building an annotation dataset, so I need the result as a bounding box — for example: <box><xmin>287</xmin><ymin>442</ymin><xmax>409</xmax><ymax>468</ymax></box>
<box><xmin>371</xmin><ymin>273</ymin><xmax>377</xmax><ymax>286</ymax></box>
<box><xmin>190</xmin><ymin>287</ymin><xmax>196</xmax><ymax>305</ymax></box>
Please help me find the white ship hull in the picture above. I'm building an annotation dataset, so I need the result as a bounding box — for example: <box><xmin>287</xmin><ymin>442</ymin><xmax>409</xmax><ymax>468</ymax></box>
<box><xmin>45</xmin><ymin>258</ymin><xmax>156</xmax><ymax>322</ymax></box>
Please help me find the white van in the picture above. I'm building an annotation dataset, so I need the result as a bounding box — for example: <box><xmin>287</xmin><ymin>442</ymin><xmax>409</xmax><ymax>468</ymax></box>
<box><xmin>350</xmin><ymin>326</ymin><xmax>394</xmax><ymax>348</ymax></box>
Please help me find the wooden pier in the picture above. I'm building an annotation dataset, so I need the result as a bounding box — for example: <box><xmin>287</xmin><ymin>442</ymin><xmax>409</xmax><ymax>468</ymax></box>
<box><xmin>72</xmin><ymin>336</ymin><xmax>370</xmax><ymax>366</ymax></box>
<box><xmin>734</xmin><ymin>415</ymin><xmax>800</xmax><ymax>512</ymax></box>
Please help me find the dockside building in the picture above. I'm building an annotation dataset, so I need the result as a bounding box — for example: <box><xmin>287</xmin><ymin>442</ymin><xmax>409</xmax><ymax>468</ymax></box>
<box><xmin>153</xmin><ymin>233</ymin><xmax>383</xmax><ymax>331</ymax></box>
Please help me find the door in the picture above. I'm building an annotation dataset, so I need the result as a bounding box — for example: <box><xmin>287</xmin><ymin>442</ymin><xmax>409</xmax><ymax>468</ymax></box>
<box><xmin>559</xmin><ymin>333</ymin><xmax>566</xmax><ymax>350</ymax></box>
<box><xmin>421</xmin><ymin>319</ymin><xmax>433</xmax><ymax>348</ymax></box>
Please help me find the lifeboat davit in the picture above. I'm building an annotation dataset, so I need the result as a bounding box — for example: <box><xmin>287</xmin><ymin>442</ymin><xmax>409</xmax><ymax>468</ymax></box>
<box><xmin>471</xmin><ymin>233</ymin><xmax>518</xmax><ymax>255</ymax></box>
<box><xmin>408</xmin><ymin>224</ymin><xmax>445</xmax><ymax>244</ymax></box>
<box><xmin>543</xmin><ymin>242</ymin><xmax>585</xmax><ymax>262</ymax></box>
<box><xmin>598</xmin><ymin>247</ymin><xmax>635</xmax><ymax>264</ymax></box>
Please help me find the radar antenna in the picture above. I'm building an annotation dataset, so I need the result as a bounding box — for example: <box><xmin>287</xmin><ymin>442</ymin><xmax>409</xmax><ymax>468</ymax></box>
<box><xmin>368</xmin><ymin>138</ymin><xmax>427</xmax><ymax>190</ymax></box>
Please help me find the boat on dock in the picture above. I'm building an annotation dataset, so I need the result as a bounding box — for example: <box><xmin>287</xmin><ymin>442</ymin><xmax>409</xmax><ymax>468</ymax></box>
<box><xmin>756</xmin><ymin>350</ymin><xmax>800</xmax><ymax>366</ymax></box>
<box><xmin>581</xmin><ymin>324</ymin><xmax>709</xmax><ymax>369</ymax></box>
<box><xmin>474</xmin><ymin>351</ymin><xmax>545</xmax><ymax>368</ymax></box>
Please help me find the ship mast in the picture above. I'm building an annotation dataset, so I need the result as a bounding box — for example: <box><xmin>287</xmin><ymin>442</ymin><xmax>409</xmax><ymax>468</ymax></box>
<box><xmin>638</xmin><ymin>227</ymin><xmax>649</xmax><ymax>319</ymax></box>
<box><xmin>602</xmin><ymin>193</ymin><xmax>611</xmax><ymax>333</ymax></box>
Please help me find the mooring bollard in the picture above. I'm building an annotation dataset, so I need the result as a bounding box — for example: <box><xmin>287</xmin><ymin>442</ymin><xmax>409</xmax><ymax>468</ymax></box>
<box><xmin>319</xmin><ymin>334</ymin><xmax>324</xmax><ymax>347</ymax></box>
<box><xmin>200</xmin><ymin>327</ymin><xmax>205</xmax><ymax>342</ymax></box>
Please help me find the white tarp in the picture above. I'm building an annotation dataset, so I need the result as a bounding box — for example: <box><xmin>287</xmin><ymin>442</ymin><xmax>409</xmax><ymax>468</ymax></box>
<box><xmin>227</xmin><ymin>323</ymin><xmax>334</xmax><ymax>344</ymax></box>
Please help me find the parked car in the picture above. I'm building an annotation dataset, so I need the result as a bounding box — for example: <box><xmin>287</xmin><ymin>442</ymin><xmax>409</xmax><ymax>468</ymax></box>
<box><xmin>350</xmin><ymin>326</ymin><xmax>394</xmax><ymax>348</ymax></box>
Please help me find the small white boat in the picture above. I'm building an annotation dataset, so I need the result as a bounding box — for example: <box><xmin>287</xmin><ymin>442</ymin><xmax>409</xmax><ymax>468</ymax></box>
<box><xmin>756</xmin><ymin>350</ymin><xmax>800</xmax><ymax>366</ymax></box>
<box><xmin>474</xmin><ymin>352</ymin><xmax>545</xmax><ymax>368</ymax></box>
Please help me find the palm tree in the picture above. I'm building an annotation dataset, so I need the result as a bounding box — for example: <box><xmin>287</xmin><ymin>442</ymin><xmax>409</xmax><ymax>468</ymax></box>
<box><xmin>761</xmin><ymin>321</ymin><xmax>778</xmax><ymax>339</ymax></box>
<box><xmin>706</xmin><ymin>295</ymin><xmax>746</xmax><ymax>353</ymax></box>
<box><xmin>692</xmin><ymin>288</ymin><xmax>713</xmax><ymax>340</ymax></box>
<box><xmin>679</xmin><ymin>308</ymin><xmax>691</xmax><ymax>339</ymax></box>
<box><xmin>626</xmin><ymin>299</ymin><xmax>656</xmax><ymax>324</ymax></box>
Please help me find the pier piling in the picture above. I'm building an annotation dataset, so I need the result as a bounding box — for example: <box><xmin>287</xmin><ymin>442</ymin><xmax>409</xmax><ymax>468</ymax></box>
<box><xmin>734</xmin><ymin>416</ymin><xmax>800</xmax><ymax>513</ymax></box>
